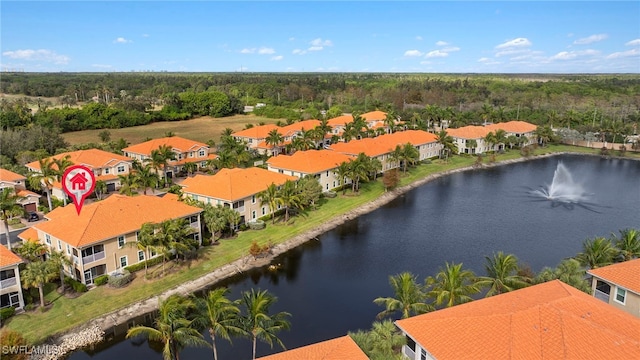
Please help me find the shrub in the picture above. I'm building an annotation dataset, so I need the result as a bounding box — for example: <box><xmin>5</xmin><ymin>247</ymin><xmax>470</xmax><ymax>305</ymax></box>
<box><xmin>124</xmin><ymin>255</ymin><xmax>164</xmax><ymax>273</ymax></box>
<box><xmin>94</xmin><ymin>275</ymin><xmax>109</xmax><ymax>286</ymax></box>
<box><xmin>0</xmin><ymin>307</ymin><xmax>16</xmax><ymax>320</ymax></box>
<box><xmin>0</xmin><ymin>329</ymin><xmax>27</xmax><ymax>360</ymax></box>
<box><xmin>64</xmin><ymin>276</ymin><xmax>88</xmax><ymax>293</ymax></box>
<box><xmin>323</xmin><ymin>191</ymin><xmax>337</xmax><ymax>198</ymax></box>
<box><xmin>249</xmin><ymin>241</ymin><xmax>273</xmax><ymax>259</ymax></box>
<box><xmin>239</xmin><ymin>224</ymin><xmax>248</xmax><ymax>232</ymax></box>
<box><xmin>247</xmin><ymin>220</ymin><xmax>266</xmax><ymax>230</ymax></box>
<box><xmin>108</xmin><ymin>270</ymin><xmax>133</xmax><ymax>288</ymax></box>
<box><xmin>24</xmin><ymin>304</ymin><xmax>35</xmax><ymax>312</ymax></box>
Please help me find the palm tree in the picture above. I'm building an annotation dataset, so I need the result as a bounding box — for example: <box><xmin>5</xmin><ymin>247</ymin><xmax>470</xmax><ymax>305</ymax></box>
<box><xmin>136</xmin><ymin>222</ymin><xmax>159</xmax><ymax>277</ymax></box>
<box><xmin>94</xmin><ymin>180</ymin><xmax>107</xmax><ymax>200</ymax></box>
<box><xmin>257</xmin><ymin>184</ymin><xmax>279</xmax><ymax>224</ymax></box>
<box><xmin>53</xmin><ymin>155</ymin><xmax>73</xmax><ymax>206</ymax></box>
<box><xmin>484</xmin><ymin>132</ymin><xmax>497</xmax><ymax>153</ymax></box>
<box><xmin>373</xmin><ymin>272</ymin><xmax>432</xmax><ymax>319</ymax></box>
<box><xmin>127</xmin><ymin>295</ymin><xmax>209</xmax><ymax>360</ymax></box>
<box><xmin>265</xmin><ymin>129</ymin><xmax>284</xmax><ymax>156</ymax></box>
<box><xmin>475</xmin><ymin>252</ymin><xmax>529</xmax><ymax>297</ymax></box>
<box><xmin>0</xmin><ymin>188</ymin><xmax>24</xmax><ymax>251</ymax></box>
<box><xmin>183</xmin><ymin>162</ymin><xmax>198</xmax><ymax>177</ymax></box>
<box><xmin>347</xmin><ymin>153</ymin><xmax>371</xmax><ymax>193</ymax></box>
<box><xmin>335</xmin><ymin>162</ymin><xmax>351</xmax><ymax>195</ymax></box>
<box><xmin>193</xmin><ymin>288</ymin><xmax>244</xmax><ymax>360</ymax></box>
<box><xmin>21</xmin><ymin>260</ymin><xmax>55</xmax><ymax>308</ymax></box>
<box><xmin>400</xmin><ymin>143</ymin><xmax>420</xmax><ymax>173</ymax></box>
<box><xmin>275</xmin><ymin>180</ymin><xmax>302</xmax><ymax>223</ymax></box>
<box><xmin>239</xmin><ymin>289</ymin><xmax>291</xmax><ymax>360</ymax></box>
<box><xmin>575</xmin><ymin>237</ymin><xmax>617</xmax><ymax>269</ymax></box>
<box><xmin>350</xmin><ymin>320</ymin><xmax>406</xmax><ymax>360</ymax></box>
<box><xmin>389</xmin><ymin>145</ymin><xmax>403</xmax><ymax>171</ymax></box>
<box><xmin>28</xmin><ymin>157</ymin><xmax>58</xmax><ymax>211</ymax></box>
<box><xmin>47</xmin><ymin>250</ymin><xmax>72</xmax><ymax>293</ymax></box>
<box><xmin>535</xmin><ymin>258</ymin><xmax>591</xmax><ymax>293</ymax></box>
<box><xmin>436</xmin><ymin>130</ymin><xmax>457</xmax><ymax>161</ymax></box>
<box><xmin>202</xmin><ymin>204</ymin><xmax>228</xmax><ymax>243</ymax></box>
<box><xmin>148</xmin><ymin>145</ymin><xmax>176</xmax><ymax>184</ymax></box>
<box><xmin>14</xmin><ymin>240</ymin><xmax>46</xmax><ymax>262</ymax></box>
<box><xmin>426</xmin><ymin>262</ymin><xmax>480</xmax><ymax>308</ymax></box>
<box><xmin>613</xmin><ymin>228</ymin><xmax>640</xmax><ymax>261</ymax></box>
<box><xmin>225</xmin><ymin>208</ymin><xmax>241</xmax><ymax>237</ymax></box>
<box><xmin>118</xmin><ymin>173</ymin><xmax>141</xmax><ymax>196</ymax></box>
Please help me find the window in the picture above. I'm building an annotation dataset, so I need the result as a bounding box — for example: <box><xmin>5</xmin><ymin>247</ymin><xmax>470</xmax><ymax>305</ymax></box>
<box><xmin>421</xmin><ymin>349</ymin><xmax>427</xmax><ymax>360</ymax></box>
<box><xmin>66</xmin><ymin>244</ymin><xmax>71</xmax><ymax>255</ymax></box>
<box><xmin>104</xmin><ymin>168</ymin><xmax>110</xmax><ymax>174</ymax></box>
<box><xmin>150</xmin><ymin>250</ymin><xmax>157</xmax><ymax>257</ymax></box>
<box><xmin>252</xmin><ymin>211</ymin><xmax>256</xmax><ymax>219</ymax></box>
<box><xmin>252</xmin><ymin>195</ymin><xmax>256</xmax><ymax>204</ymax></box>
<box><xmin>117</xmin><ymin>165</ymin><xmax>125</xmax><ymax>173</ymax></box>
<box><xmin>326</xmin><ymin>184</ymin><xmax>329</xmax><ymax>190</ymax></box>
<box><xmin>278</xmin><ymin>169</ymin><xmax>284</xmax><ymax>174</ymax></box>
<box><xmin>57</xmin><ymin>240</ymin><xmax>62</xmax><ymax>251</ymax></box>
<box><xmin>45</xmin><ymin>234</ymin><xmax>51</xmax><ymax>245</ymax></box>
<box><xmin>326</xmin><ymin>171</ymin><xmax>329</xmax><ymax>177</ymax></box>
<box><xmin>199</xmin><ymin>150</ymin><xmax>206</xmax><ymax>157</ymax></box>
<box><xmin>138</xmin><ymin>251</ymin><xmax>145</xmax><ymax>262</ymax></box>
<box><xmin>119</xmin><ymin>256</ymin><xmax>128</xmax><ymax>268</ymax></box>
<box><xmin>118</xmin><ymin>236</ymin><xmax>125</xmax><ymax>248</ymax></box>
<box><xmin>262</xmin><ymin>207</ymin><xmax>266</xmax><ymax>215</ymax></box>
<box><xmin>615</xmin><ymin>287</ymin><xmax>626</xmax><ymax>304</ymax></box>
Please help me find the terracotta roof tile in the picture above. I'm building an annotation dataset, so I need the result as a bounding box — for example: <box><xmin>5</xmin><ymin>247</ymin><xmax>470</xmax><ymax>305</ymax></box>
<box><xmin>279</xmin><ymin>119</ymin><xmax>321</xmax><ymax>136</ymax></box>
<box><xmin>395</xmin><ymin>280</ymin><xmax>640</xmax><ymax>360</ymax></box>
<box><xmin>446</xmin><ymin>126</ymin><xmax>492</xmax><ymax>139</ymax></box>
<box><xmin>257</xmin><ymin>335</ymin><xmax>368</xmax><ymax>360</ymax></box>
<box><xmin>31</xmin><ymin>195</ymin><xmax>202</xmax><ymax>248</ymax></box>
<box><xmin>361</xmin><ymin>110</ymin><xmax>388</xmax><ymax>122</ymax></box>
<box><xmin>17</xmin><ymin>227</ymin><xmax>38</xmax><ymax>242</ymax></box>
<box><xmin>329</xmin><ymin>130</ymin><xmax>438</xmax><ymax>157</ymax></box>
<box><xmin>0</xmin><ymin>168</ymin><xmax>26</xmax><ymax>182</ymax></box>
<box><xmin>486</xmin><ymin>120</ymin><xmax>538</xmax><ymax>134</ymax></box>
<box><xmin>16</xmin><ymin>189</ymin><xmax>41</xmax><ymax>198</ymax></box>
<box><xmin>446</xmin><ymin>121</ymin><xmax>537</xmax><ymax>140</ymax></box>
<box><xmin>0</xmin><ymin>244</ymin><xmax>23</xmax><ymax>267</ymax></box>
<box><xmin>233</xmin><ymin>120</ymin><xmax>321</xmax><ymax>140</ymax></box>
<box><xmin>588</xmin><ymin>258</ymin><xmax>640</xmax><ymax>294</ymax></box>
<box><xmin>26</xmin><ymin>149</ymin><xmax>132</xmax><ymax>171</ymax></box>
<box><xmin>327</xmin><ymin>114</ymin><xmax>354</xmax><ymax>126</ymax></box>
<box><xmin>181</xmin><ymin>167</ymin><xmax>297</xmax><ymax>202</ymax></box>
<box><xmin>122</xmin><ymin>136</ymin><xmax>209</xmax><ymax>156</ymax></box>
<box><xmin>267</xmin><ymin>150</ymin><xmax>355</xmax><ymax>174</ymax></box>
<box><xmin>232</xmin><ymin>124</ymin><xmax>280</xmax><ymax>139</ymax></box>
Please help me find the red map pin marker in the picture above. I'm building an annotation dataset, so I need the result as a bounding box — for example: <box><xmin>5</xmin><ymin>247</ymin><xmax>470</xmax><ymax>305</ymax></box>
<box><xmin>62</xmin><ymin>165</ymin><xmax>96</xmax><ymax>215</ymax></box>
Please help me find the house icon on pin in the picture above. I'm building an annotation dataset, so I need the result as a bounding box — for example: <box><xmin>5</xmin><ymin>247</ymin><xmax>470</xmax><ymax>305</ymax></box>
<box><xmin>69</xmin><ymin>172</ymin><xmax>88</xmax><ymax>191</ymax></box>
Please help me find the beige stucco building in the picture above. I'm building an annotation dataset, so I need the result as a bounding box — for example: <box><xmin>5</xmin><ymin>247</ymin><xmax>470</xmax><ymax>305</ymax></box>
<box><xmin>589</xmin><ymin>258</ymin><xmax>640</xmax><ymax>318</ymax></box>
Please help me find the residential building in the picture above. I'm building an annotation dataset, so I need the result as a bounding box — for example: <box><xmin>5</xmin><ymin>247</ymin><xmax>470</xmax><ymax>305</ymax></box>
<box><xmin>0</xmin><ymin>244</ymin><xmax>25</xmax><ymax>310</ymax></box>
<box><xmin>233</xmin><ymin>120</ymin><xmax>322</xmax><ymax>156</ymax></box>
<box><xmin>0</xmin><ymin>168</ymin><xmax>41</xmax><ymax>212</ymax></box>
<box><xmin>180</xmin><ymin>167</ymin><xmax>297</xmax><ymax>223</ymax></box>
<box><xmin>327</xmin><ymin>114</ymin><xmax>353</xmax><ymax>137</ymax></box>
<box><xmin>329</xmin><ymin>130</ymin><xmax>441</xmax><ymax>171</ymax></box>
<box><xmin>446</xmin><ymin>121</ymin><xmax>537</xmax><ymax>154</ymax></box>
<box><xmin>256</xmin><ymin>335</ymin><xmax>368</xmax><ymax>360</ymax></box>
<box><xmin>588</xmin><ymin>258</ymin><xmax>640</xmax><ymax>318</ymax></box>
<box><xmin>266</xmin><ymin>150</ymin><xmax>354</xmax><ymax>191</ymax></box>
<box><xmin>25</xmin><ymin>149</ymin><xmax>134</xmax><ymax>197</ymax></box>
<box><xmin>232</xmin><ymin>124</ymin><xmax>279</xmax><ymax>151</ymax></box>
<box><xmin>17</xmin><ymin>194</ymin><xmax>202</xmax><ymax>285</ymax></box>
<box><xmin>395</xmin><ymin>280</ymin><xmax>640</xmax><ymax>360</ymax></box>
<box><xmin>122</xmin><ymin>136</ymin><xmax>217</xmax><ymax>177</ymax></box>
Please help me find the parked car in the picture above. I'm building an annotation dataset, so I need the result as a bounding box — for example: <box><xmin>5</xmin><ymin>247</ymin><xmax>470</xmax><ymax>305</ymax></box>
<box><xmin>25</xmin><ymin>212</ymin><xmax>39</xmax><ymax>222</ymax></box>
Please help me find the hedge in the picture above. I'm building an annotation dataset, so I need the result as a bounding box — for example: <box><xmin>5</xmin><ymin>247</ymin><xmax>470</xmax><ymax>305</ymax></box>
<box><xmin>0</xmin><ymin>307</ymin><xmax>15</xmax><ymax>320</ymax></box>
<box><xmin>247</xmin><ymin>220</ymin><xmax>266</xmax><ymax>230</ymax></box>
<box><xmin>64</xmin><ymin>277</ymin><xmax>88</xmax><ymax>293</ymax></box>
<box><xmin>108</xmin><ymin>270</ymin><xmax>133</xmax><ymax>288</ymax></box>
<box><xmin>124</xmin><ymin>255</ymin><xmax>165</xmax><ymax>273</ymax></box>
<box><xmin>94</xmin><ymin>275</ymin><xmax>109</xmax><ymax>286</ymax></box>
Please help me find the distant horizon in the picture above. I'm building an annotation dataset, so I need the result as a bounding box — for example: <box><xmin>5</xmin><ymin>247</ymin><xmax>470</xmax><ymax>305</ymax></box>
<box><xmin>2</xmin><ymin>1</ymin><xmax>639</xmax><ymax>73</ymax></box>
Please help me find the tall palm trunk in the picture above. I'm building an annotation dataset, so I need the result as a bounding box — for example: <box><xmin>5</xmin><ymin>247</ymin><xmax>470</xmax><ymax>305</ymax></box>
<box><xmin>45</xmin><ymin>188</ymin><xmax>53</xmax><ymax>211</ymax></box>
<box><xmin>3</xmin><ymin>217</ymin><xmax>12</xmax><ymax>251</ymax></box>
<box><xmin>252</xmin><ymin>335</ymin><xmax>257</xmax><ymax>360</ymax></box>
<box><xmin>210</xmin><ymin>330</ymin><xmax>218</xmax><ymax>360</ymax></box>
<box><xmin>38</xmin><ymin>284</ymin><xmax>45</xmax><ymax>308</ymax></box>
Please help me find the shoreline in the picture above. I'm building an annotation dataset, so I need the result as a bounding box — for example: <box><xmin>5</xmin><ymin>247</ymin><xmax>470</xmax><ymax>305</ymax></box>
<box><xmin>30</xmin><ymin>151</ymin><xmax>636</xmax><ymax>358</ymax></box>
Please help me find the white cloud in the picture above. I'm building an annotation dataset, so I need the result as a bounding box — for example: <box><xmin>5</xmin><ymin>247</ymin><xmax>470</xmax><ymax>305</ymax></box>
<box><xmin>425</xmin><ymin>50</ymin><xmax>449</xmax><ymax>58</ymax></box>
<box><xmin>142</xmin><ymin>34</ymin><xmax>150</xmax><ymax>38</ymax></box>
<box><xmin>606</xmin><ymin>48</ymin><xmax>639</xmax><ymax>59</ymax></box>
<box><xmin>573</xmin><ymin>34</ymin><xmax>608</xmax><ymax>45</ymax></box>
<box><xmin>258</xmin><ymin>47</ymin><xmax>275</xmax><ymax>55</ymax></box>
<box><xmin>2</xmin><ymin>49</ymin><xmax>69</xmax><ymax>64</ymax></box>
<box><xmin>114</xmin><ymin>37</ymin><xmax>132</xmax><ymax>44</ymax></box>
<box><xmin>404</xmin><ymin>50</ymin><xmax>423</xmax><ymax>57</ymax></box>
<box><xmin>310</xmin><ymin>38</ymin><xmax>333</xmax><ymax>47</ymax></box>
<box><xmin>625</xmin><ymin>39</ymin><xmax>640</xmax><ymax>46</ymax></box>
<box><xmin>416</xmin><ymin>36</ymin><xmax>423</xmax><ymax>41</ymax></box>
<box><xmin>289</xmin><ymin>37</ymin><xmax>295</xmax><ymax>41</ymax></box>
<box><xmin>495</xmin><ymin>48</ymin><xmax>531</xmax><ymax>57</ymax></box>
<box><xmin>442</xmin><ymin>46</ymin><xmax>460</xmax><ymax>53</ymax></box>
<box><xmin>308</xmin><ymin>46</ymin><xmax>323</xmax><ymax>52</ymax></box>
<box><xmin>240</xmin><ymin>48</ymin><xmax>255</xmax><ymax>54</ymax></box>
<box><xmin>478</xmin><ymin>57</ymin><xmax>500</xmax><ymax>65</ymax></box>
<box><xmin>495</xmin><ymin>37</ymin><xmax>531</xmax><ymax>49</ymax></box>
<box><xmin>435</xmin><ymin>41</ymin><xmax>448</xmax><ymax>46</ymax></box>
<box><xmin>292</xmin><ymin>49</ymin><xmax>306</xmax><ymax>55</ymax></box>
<box><xmin>550</xmin><ymin>49</ymin><xmax>600</xmax><ymax>60</ymax></box>
<box><xmin>271</xmin><ymin>55</ymin><xmax>283</xmax><ymax>61</ymax></box>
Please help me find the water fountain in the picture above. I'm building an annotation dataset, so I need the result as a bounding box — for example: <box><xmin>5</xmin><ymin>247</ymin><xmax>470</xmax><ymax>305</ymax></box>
<box><xmin>529</xmin><ymin>162</ymin><xmax>594</xmax><ymax>209</ymax></box>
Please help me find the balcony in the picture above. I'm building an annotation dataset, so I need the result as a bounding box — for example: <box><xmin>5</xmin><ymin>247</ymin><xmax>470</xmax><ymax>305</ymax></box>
<box><xmin>594</xmin><ymin>289</ymin><xmax>610</xmax><ymax>303</ymax></box>
<box><xmin>82</xmin><ymin>251</ymin><xmax>106</xmax><ymax>265</ymax></box>
<box><xmin>0</xmin><ymin>277</ymin><xmax>17</xmax><ymax>289</ymax></box>
<box><xmin>402</xmin><ymin>345</ymin><xmax>416</xmax><ymax>359</ymax></box>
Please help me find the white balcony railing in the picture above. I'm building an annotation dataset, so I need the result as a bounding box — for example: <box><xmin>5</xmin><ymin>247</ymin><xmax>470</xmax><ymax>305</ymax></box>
<box><xmin>402</xmin><ymin>345</ymin><xmax>416</xmax><ymax>359</ymax></box>
<box><xmin>594</xmin><ymin>289</ymin><xmax>610</xmax><ymax>303</ymax></box>
<box><xmin>0</xmin><ymin>277</ymin><xmax>17</xmax><ymax>289</ymax></box>
<box><xmin>82</xmin><ymin>251</ymin><xmax>106</xmax><ymax>265</ymax></box>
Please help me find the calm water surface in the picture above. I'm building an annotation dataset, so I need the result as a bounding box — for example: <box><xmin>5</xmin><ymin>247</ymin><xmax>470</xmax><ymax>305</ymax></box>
<box><xmin>69</xmin><ymin>154</ymin><xmax>640</xmax><ymax>360</ymax></box>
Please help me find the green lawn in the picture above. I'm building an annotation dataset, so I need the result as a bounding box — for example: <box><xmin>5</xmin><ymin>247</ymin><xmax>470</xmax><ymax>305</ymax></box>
<box><xmin>5</xmin><ymin>144</ymin><xmax>634</xmax><ymax>344</ymax></box>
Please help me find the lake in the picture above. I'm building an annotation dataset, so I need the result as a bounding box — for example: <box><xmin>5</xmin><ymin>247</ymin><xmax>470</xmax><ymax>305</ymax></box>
<box><xmin>69</xmin><ymin>154</ymin><xmax>640</xmax><ymax>360</ymax></box>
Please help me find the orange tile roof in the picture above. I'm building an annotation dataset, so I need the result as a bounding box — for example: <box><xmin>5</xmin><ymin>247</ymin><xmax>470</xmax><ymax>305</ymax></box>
<box><xmin>172</xmin><ymin>153</ymin><xmax>218</xmax><ymax>166</ymax></box>
<box><xmin>327</xmin><ymin>114</ymin><xmax>353</xmax><ymax>126</ymax></box>
<box><xmin>181</xmin><ymin>167</ymin><xmax>297</xmax><ymax>202</ymax></box>
<box><xmin>31</xmin><ymin>195</ymin><xmax>202</xmax><ymax>248</ymax></box>
<box><xmin>17</xmin><ymin>227</ymin><xmax>38</xmax><ymax>242</ymax></box>
<box><xmin>395</xmin><ymin>280</ymin><xmax>640</xmax><ymax>360</ymax></box>
<box><xmin>267</xmin><ymin>150</ymin><xmax>355</xmax><ymax>174</ymax></box>
<box><xmin>26</xmin><ymin>149</ymin><xmax>132</xmax><ymax>171</ymax></box>
<box><xmin>122</xmin><ymin>136</ymin><xmax>210</xmax><ymax>156</ymax></box>
<box><xmin>0</xmin><ymin>244</ymin><xmax>23</xmax><ymax>267</ymax></box>
<box><xmin>16</xmin><ymin>189</ymin><xmax>41</xmax><ymax>198</ymax></box>
<box><xmin>232</xmin><ymin>124</ymin><xmax>279</xmax><ymax>139</ymax></box>
<box><xmin>0</xmin><ymin>168</ymin><xmax>26</xmax><ymax>182</ymax></box>
<box><xmin>330</xmin><ymin>130</ymin><xmax>438</xmax><ymax>157</ymax></box>
<box><xmin>279</xmin><ymin>119</ymin><xmax>321</xmax><ymax>136</ymax></box>
<box><xmin>486</xmin><ymin>120</ymin><xmax>537</xmax><ymax>134</ymax></box>
<box><xmin>256</xmin><ymin>335</ymin><xmax>368</xmax><ymax>360</ymax></box>
<box><xmin>446</xmin><ymin>126</ymin><xmax>492</xmax><ymax>139</ymax></box>
<box><xmin>588</xmin><ymin>258</ymin><xmax>640</xmax><ymax>295</ymax></box>
<box><xmin>361</xmin><ymin>110</ymin><xmax>388</xmax><ymax>122</ymax></box>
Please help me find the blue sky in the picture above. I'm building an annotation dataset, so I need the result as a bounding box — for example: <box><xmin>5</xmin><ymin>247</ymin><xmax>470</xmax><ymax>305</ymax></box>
<box><xmin>2</xmin><ymin>1</ymin><xmax>639</xmax><ymax>73</ymax></box>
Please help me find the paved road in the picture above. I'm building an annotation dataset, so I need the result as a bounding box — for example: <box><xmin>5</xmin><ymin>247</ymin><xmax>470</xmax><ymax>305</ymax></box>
<box><xmin>0</xmin><ymin>228</ymin><xmax>22</xmax><ymax>248</ymax></box>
